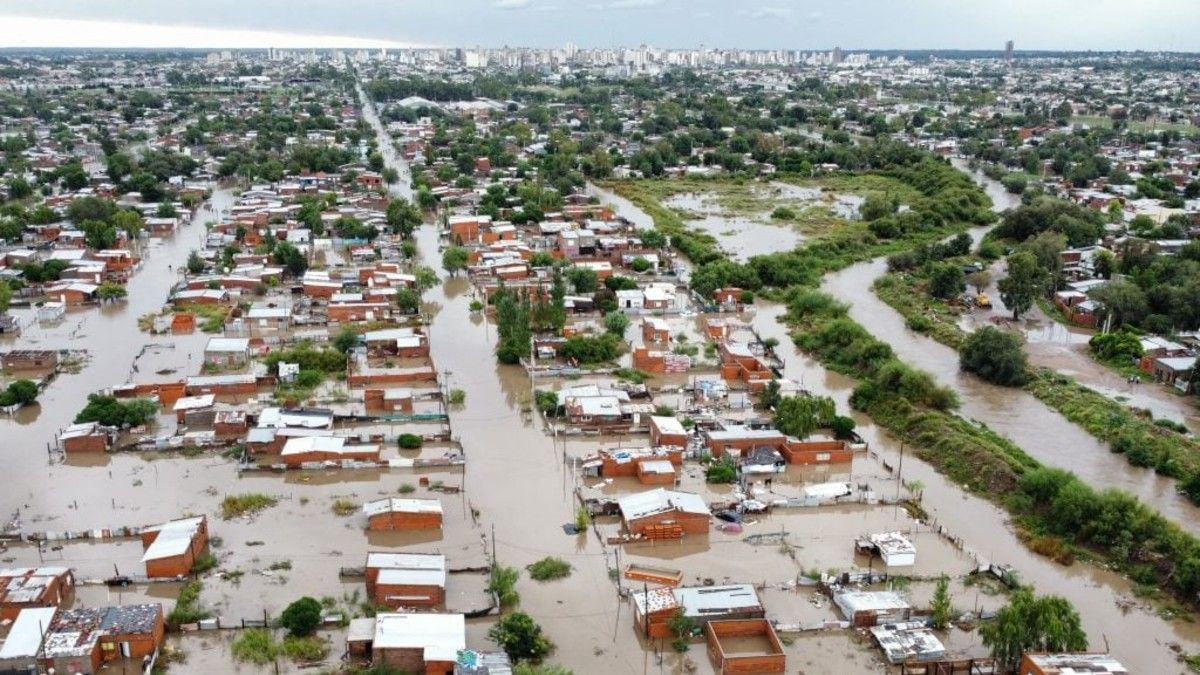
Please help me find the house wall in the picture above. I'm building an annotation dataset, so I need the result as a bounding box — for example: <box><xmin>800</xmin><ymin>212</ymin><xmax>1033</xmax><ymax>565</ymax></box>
<box><xmin>706</xmin><ymin>436</ymin><xmax>786</xmax><ymax>458</ymax></box>
<box><xmin>627</xmin><ymin>510</ymin><xmax>709</xmax><ymax>537</ymax></box>
<box><xmin>373</xmin><ymin>582</ymin><xmax>445</xmax><ymax>608</ymax></box>
<box><xmin>366</xmin><ymin>511</ymin><xmax>443</xmax><ymax>531</ymax></box>
<box><xmin>63</xmin><ymin>433</ymin><xmax>110</xmax><ymax>453</ymax></box>
<box><xmin>636</xmin><ymin>465</ymin><xmax>677</xmax><ymax>486</ymax></box>
<box><xmin>283</xmin><ymin>449</ymin><xmax>381</xmax><ymax>467</ymax></box>
<box><xmin>100</xmin><ymin>612</ymin><xmax>165</xmax><ymax>664</ymax></box>
<box><xmin>780</xmin><ymin>439</ymin><xmax>853</xmax><ymax>465</ymax></box>
<box><xmin>374</xmin><ymin>646</ymin><xmax>424</xmax><ymax>672</ymax></box>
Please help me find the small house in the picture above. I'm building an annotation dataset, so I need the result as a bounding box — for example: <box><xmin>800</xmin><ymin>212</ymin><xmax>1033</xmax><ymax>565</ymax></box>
<box><xmin>2</xmin><ymin>349</ymin><xmax>59</xmax><ymax>371</ymax></box>
<box><xmin>861</xmin><ymin>531</ymin><xmax>916</xmax><ymax>567</ymax></box>
<box><xmin>833</xmin><ymin>590</ymin><xmax>911</xmax><ymax>627</ymax></box>
<box><xmin>365</xmin><ymin>553</ymin><xmax>447</xmax><ymax>609</ymax></box>
<box><xmin>363</xmin><ymin>498</ymin><xmax>443</xmax><ymax>531</ymax></box>
<box><xmin>0</xmin><ymin>567</ymin><xmax>75</xmax><ymax>621</ymax></box>
<box><xmin>617</xmin><ymin>488</ymin><xmax>710</xmax><ymax>538</ymax></box>
<box><xmin>648</xmin><ymin>415</ymin><xmax>689</xmax><ymax>448</ymax></box>
<box><xmin>203</xmin><ymin>337</ymin><xmax>251</xmax><ymax>367</ymax></box>
<box><xmin>0</xmin><ymin>606</ymin><xmax>58</xmax><ymax>672</ymax></box>
<box><xmin>41</xmin><ymin>604</ymin><xmax>165</xmax><ymax>675</ymax></box>
<box><xmin>59</xmin><ymin>422</ymin><xmax>112</xmax><ymax>453</ymax></box>
<box><xmin>632</xmin><ymin>584</ymin><xmax>764</xmax><ymax>639</ymax></box>
<box><xmin>364</xmin><ymin>388</ymin><xmax>415</xmax><ymax>413</ymax></box>
<box><xmin>140</xmin><ymin>516</ymin><xmax>209</xmax><ymax>578</ymax></box>
<box><xmin>365</xmin><ymin>612</ymin><xmax>465</xmax><ymax>674</ymax></box>
<box><xmin>279</xmin><ymin>436</ymin><xmax>381</xmax><ymax>466</ymax></box>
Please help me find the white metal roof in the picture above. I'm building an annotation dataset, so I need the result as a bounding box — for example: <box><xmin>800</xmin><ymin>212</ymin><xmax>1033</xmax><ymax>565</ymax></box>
<box><xmin>205</xmin><ymin>337</ymin><xmax>250</xmax><ymax>353</ymax></box>
<box><xmin>281</xmin><ymin>436</ymin><xmax>346</xmax><ymax>455</ymax></box>
<box><xmin>372</xmin><ymin>612</ymin><xmax>465</xmax><ymax>660</ymax></box>
<box><xmin>362</xmin><ymin>498</ymin><xmax>443</xmax><ymax>517</ymax></box>
<box><xmin>141</xmin><ymin>516</ymin><xmax>204</xmax><ymax>562</ymax></box>
<box><xmin>0</xmin><ymin>607</ymin><xmax>57</xmax><ymax>659</ymax></box>
<box><xmin>617</xmin><ymin>488</ymin><xmax>709</xmax><ymax>520</ymax></box>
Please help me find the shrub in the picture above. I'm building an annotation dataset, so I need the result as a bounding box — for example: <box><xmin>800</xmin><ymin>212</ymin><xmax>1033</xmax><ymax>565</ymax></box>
<box><xmin>960</xmin><ymin>327</ymin><xmax>1028</xmax><ymax>386</ymax></box>
<box><xmin>279</xmin><ymin>597</ymin><xmax>323</xmax><ymax>637</ymax></box>
<box><xmin>220</xmin><ymin>493</ymin><xmax>278</xmax><ymax>519</ymax></box>
<box><xmin>526</xmin><ymin>557</ymin><xmax>572</xmax><ymax>581</ymax></box>
<box><xmin>771</xmin><ymin>206</ymin><xmax>796</xmax><ymax>220</ymax></box>
<box><xmin>487</xmin><ymin>565</ymin><xmax>520</xmax><ymax>608</ymax></box>
<box><xmin>705</xmin><ymin>456</ymin><xmax>737</xmax><ymax>484</ymax></box>
<box><xmin>490</xmin><ymin>612</ymin><xmax>552</xmax><ymax>662</ymax></box>
<box><xmin>280</xmin><ymin>635</ymin><xmax>329</xmax><ymax>662</ymax></box>
<box><xmin>74</xmin><ymin>395</ymin><xmax>158</xmax><ymax>427</ymax></box>
<box><xmin>447</xmin><ymin>388</ymin><xmax>466</xmax><ymax>405</ymax></box>
<box><xmin>232</xmin><ymin>628</ymin><xmax>278</xmax><ymax>664</ymax></box>
<box><xmin>331</xmin><ymin>499</ymin><xmax>357</xmax><ymax>516</ymax></box>
<box><xmin>398</xmin><ymin>433</ymin><xmax>423</xmax><ymax>449</ymax></box>
<box><xmin>830</xmin><ymin>415</ymin><xmax>857</xmax><ymax>440</ymax></box>
<box><xmin>166</xmin><ymin>580</ymin><xmax>209</xmax><ymax>629</ymax></box>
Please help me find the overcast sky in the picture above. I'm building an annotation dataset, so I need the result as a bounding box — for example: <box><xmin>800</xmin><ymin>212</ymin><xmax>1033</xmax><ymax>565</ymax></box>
<box><xmin>0</xmin><ymin>1</ymin><xmax>1196</xmax><ymax>51</ymax></box>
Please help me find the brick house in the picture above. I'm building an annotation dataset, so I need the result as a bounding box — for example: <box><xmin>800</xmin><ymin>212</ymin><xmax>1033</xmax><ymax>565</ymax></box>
<box><xmin>617</xmin><ymin>488</ymin><xmax>710</xmax><ymax>538</ymax></box>
<box><xmin>41</xmin><ymin>604</ymin><xmax>165</xmax><ymax>675</ymax></box>
<box><xmin>363</xmin><ymin>498</ymin><xmax>443</xmax><ymax>531</ymax></box>
<box><xmin>140</xmin><ymin>516</ymin><xmax>209</xmax><ymax>578</ymax></box>
<box><xmin>366</xmin><ymin>612</ymin><xmax>464</xmax><ymax>674</ymax></box>
<box><xmin>364</xmin><ymin>553</ymin><xmax>447</xmax><ymax>609</ymax></box>
<box><xmin>0</xmin><ymin>567</ymin><xmax>75</xmax><ymax>621</ymax></box>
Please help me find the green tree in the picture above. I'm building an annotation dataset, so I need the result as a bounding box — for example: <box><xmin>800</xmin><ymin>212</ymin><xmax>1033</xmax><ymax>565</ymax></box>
<box><xmin>0</xmin><ymin>281</ymin><xmax>10</xmax><ymax>314</ymax></box>
<box><xmin>603</xmin><ymin>311</ymin><xmax>629</xmax><ymax>337</ymax></box>
<box><xmin>333</xmin><ymin>328</ymin><xmax>359</xmax><ymax>354</ymax></box>
<box><xmin>385</xmin><ymin>197</ymin><xmax>422</xmax><ymax>237</ymax></box>
<box><xmin>279</xmin><ymin>597</ymin><xmax>322</xmax><ymax>637</ymax></box>
<box><xmin>96</xmin><ymin>281</ymin><xmax>127</xmax><ymax>301</ymax></box>
<box><xmin>930</xmin><ymin>576</ymin><xmax>953</xmax><ymax>630</ymax></box>
<box><xmin>495</xmin><ymin>291</ymin><xmax>532</xmax><ymax>364</ymax></box>
<box><xmin>489</xmin><ymin>612</ymin><xmax>552</xmax><ymax>663</ymax></box>
<box><xmin>997</xmin><ymin>251</ymin><xmax>1043</xmax><ymax>320</ymax></box>
<box><xmin>6</xmin><ymin>177</ymin><xmax>31</xmax><ymax>200</ymax></box>
<box><xmin>0</xmin><ymin>379</ymin><xmax>39</xmax><ymax>406</ymax></box>
<box><xmin>980</xmin><ymin>587</ymin><xmax>1087</xmax><ymax>672</ymax></box>
<box><xmin>112</xmin><ymin>209</ymin><xmax>145</xmax><ymax>237</ymax></box>
<box><xmin>565</xmin><ymin>266</ymin><xmax>598</xmax><ymax>294</ymax></box>
<box><xmin>80</xmin><ymin>220</ymin><xmax>118</xmax><ymax>250</ymax></box>
<box><xmin>395</xmin><ymin>288</ymin><xmax>420</xmax><ymax>314</ymax></box>
<box><xmin>967</xmin><ymin>270</ymin><xmax>992</xmax><ymax>294</ymax></box>
<box><xmin>1090</xmin><ymin>280</ymin><xmax>1148</xmax><ymax>328</ymax></box>
<box><xmin>773</xmin><ymin>395</ymin><xmax>835</xmax><ymax>438</ymax></box>
<box><xmin>186</xmin><ymin>251</ymin><xmax>206</xmax><ymax>275</ymax></box>
<box><xmin>928</xmin><ymin>262</ymin><xmax>966</xmax><ymax>300</ymax></box>
<box><xmin>441</xmin><ymin>246</ymin><xmax>470</xmax><ymax>277</ymax></box>
<box><xmin>272</xmin><ymin>242</ymin><xmax>308</xmax><ymax>277</ymax></box>
<box><xmin>960</xmin><ymin>326</ymin><xmax>1027</xmax><ymax>386</ymax></box>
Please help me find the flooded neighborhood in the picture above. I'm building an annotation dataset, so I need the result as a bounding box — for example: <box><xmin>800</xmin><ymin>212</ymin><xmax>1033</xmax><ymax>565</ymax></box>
<box><xmin>0</xmin><ymin>12</ymin><xmax>1199</xmax><ymax>675</ymax></box>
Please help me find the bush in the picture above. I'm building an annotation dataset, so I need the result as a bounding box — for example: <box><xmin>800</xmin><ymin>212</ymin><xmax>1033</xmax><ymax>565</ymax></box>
<box><xmin>526</xmin><ymin>557</ymin><xmax>572</xmax><ymax>581</ymax></box>
<box><xmin>447</xmin><ymin>388</ymin><xmax>466</xmax><ymax>405</ymax></box>
<box><xmin>490</xmin><ymin>612</ymin><xmax>552</xmax><ymax>663</ymax></box>
<box><xmin>232</xmin><ymin>628</ymin><xmax>279</xmax><ymax>665</ymax></box>
<box><xmin>705</xmin><ymin>456</ymin><xmax>737</xmax><ymax>483</ymax></box>
<box><xmin>398</xmin><ymin>433</ymin><xmax>423</xmax><ymax>449</ymax></box>
<box><xmin>770</xmin><ymin>206</ymin><xmax>796</xmax><ymax>220</ymax></box>
<box><xmin>830</xmin><ymin>415</ymin><xmax>857</xmax><ymax>440</ymax></box>
<box><xmin>331</xmin><ymin>499</ymin><xmax>357</xmax><ymax>516</ymax></box>
<box><xmin>0</xmin><ymin>379</ymin><xmax>38</xmax><ymax>407</ymax></box>
<box><xmin>220</xmin><ymin>493</ymin><xmax>278</xmax><ymax>519</ymax></box>
<box><xmin>280</xmin><ymin>635</ymin><xmax>329</xmax><ymax>662</ymax></box>
<box><xmin>960</xmin><ymin>327</ymin><xmax>1028</xmax><ymax>386</ymax></box>
<box><xmin>558</xmin><ymin>334</ymin><xmax>623</xmax><ymax>364</ymax></box>
<box><xmin>166</xmin><ymin>580</ymin><xmax>209</xmax><ymax>629</ymax></box>
<box><xmin>487</xmin><ymin>565</ymin><xmax>520</xmax><ymax>608</ymax></box>
<box><xmin>279</xmin><ymin>597</ymin><xmax>323</xmax><ymax>637</ymax></box>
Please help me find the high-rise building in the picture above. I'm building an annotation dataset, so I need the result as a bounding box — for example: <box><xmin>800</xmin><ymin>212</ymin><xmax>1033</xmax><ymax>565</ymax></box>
<box><xmin>832</xmin><ymin>46</ymin><xmax>844</xmax><ymax>65</ymax></box>
<box><xmin>1005</xmin><ymin>40</ymin><xmax>1014</xmax><ymax>64</ymax></box>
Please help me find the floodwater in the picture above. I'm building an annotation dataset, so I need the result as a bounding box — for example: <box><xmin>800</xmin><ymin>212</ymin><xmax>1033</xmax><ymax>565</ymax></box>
<box><xmin>0</xmin><ymin>100</ymin><xmax>1187</xmax><ymax>674</ymax></box>
<box><xmin>660</xmin><ymin>191</ymin><xmax>801</xmax><ymax>261</ymax></box>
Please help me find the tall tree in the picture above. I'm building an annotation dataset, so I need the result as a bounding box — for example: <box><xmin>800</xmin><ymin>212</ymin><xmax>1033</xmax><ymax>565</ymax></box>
<box><xmin>980</xmin><ymin>587</ymin><xmax>1087</xmax><ymax>672</ymax></box>
<box><xmin>997</xmin><ymin>251</ymin><xmax>1043</xmax><ymax>320</ymax></box>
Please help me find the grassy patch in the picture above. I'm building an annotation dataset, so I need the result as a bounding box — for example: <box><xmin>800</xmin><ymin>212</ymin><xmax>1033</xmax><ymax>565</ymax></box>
<box><xmin>220</xmin><ymin>493</ymin><xmax>278</xmax><ymax>519</ymax></box>
<box><xmin>331</xmin><ymin>498</ymin><xmax>357</xmax><ymax>516</ymax></box>
<box><xmin>232</xmin><ymin>628</ymin><xmax>278</xmax><ymax>665</ymax></box>
<box><xmin>166</xmin><ymin>580</ymin><xmax>209</xmax><ymax>629</ymax></box>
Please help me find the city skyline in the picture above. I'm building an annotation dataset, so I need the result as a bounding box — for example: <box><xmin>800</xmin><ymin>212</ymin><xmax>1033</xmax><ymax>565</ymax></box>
<box><xmin>0</xmin><ymin>0</ymin><xmax>1197</xmax><ymax>52</ymax></box>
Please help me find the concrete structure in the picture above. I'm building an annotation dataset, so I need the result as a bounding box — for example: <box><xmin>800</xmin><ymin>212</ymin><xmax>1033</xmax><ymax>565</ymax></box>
<box><xmin>632</xmin><ymin>584</ymin><xmax>764</xmax><ymax>639</ymax></box>
<box><xmin>59</xmin><ymin>422</ymin><xmax>112</xmax><ymax>453</ymax></box>
<box><xmin>869</xmin><ymin>622</ymin><xmax>946</xmax><ymax>664</ymax></box>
